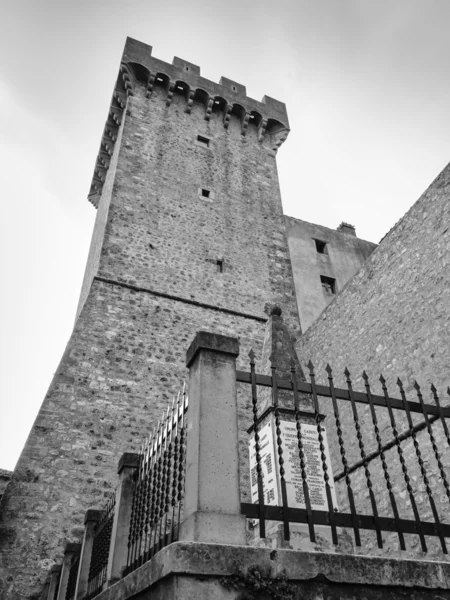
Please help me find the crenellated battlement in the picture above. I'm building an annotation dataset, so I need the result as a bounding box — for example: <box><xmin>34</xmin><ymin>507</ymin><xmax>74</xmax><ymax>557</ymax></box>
<box><xmin>88</xmin><ymin>37</ymin><xmax>290</xmax><ymax>207</ymax></box>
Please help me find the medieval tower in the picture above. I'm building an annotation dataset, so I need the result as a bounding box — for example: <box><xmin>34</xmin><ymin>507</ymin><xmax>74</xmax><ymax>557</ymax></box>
<box><xmin>0</xmin><ymin>37</ymin><xmax>302</xmax><ymax>598</ymax></box>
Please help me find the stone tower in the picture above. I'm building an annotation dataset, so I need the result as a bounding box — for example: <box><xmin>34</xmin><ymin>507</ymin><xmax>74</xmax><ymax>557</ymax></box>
<box><xmin>0</xmin><ymin>37</ymin><xmax>299</xmax><ymax>598</ymax></box>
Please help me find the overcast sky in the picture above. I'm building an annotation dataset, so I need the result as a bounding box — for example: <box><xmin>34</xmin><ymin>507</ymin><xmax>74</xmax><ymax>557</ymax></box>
<box><xmin>1</xmin><ymin>0</ymin><xmax>450</xmax><ymax>471</ymax></box>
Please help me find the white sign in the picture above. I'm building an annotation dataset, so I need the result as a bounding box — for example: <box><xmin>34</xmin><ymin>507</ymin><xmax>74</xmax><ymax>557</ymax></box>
<box><xmin>248</xmin><ymin>417</ymin><xmax>338</xmax><ymax>511</ymax></box>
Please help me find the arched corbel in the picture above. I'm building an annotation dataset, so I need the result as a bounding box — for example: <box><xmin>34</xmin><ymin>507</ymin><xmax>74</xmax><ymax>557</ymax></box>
<box><xmin>109</xmin><ymin>107</ymin><xmax>122</xmax><ymax>126</ymax></box>
<box><xmin>105</xmin><ymin>121</ymin><xmax>119</xmax><ymax>142</ymax></box>
<box><xmin>95</xmin><ymin>166</ymin><xmax>107</xmax><ymax>183</ymax></box>
<box><xmin>258</xmin><ymin>118</ymin><xmax>268</xmax><ymax>142</ymax></box>
<box><xmin>146</xmin><ymin>74</ymin><xmax>156</xmax><ymax>98</ymax></box>
<box><xmin>272</xmin><ymin>130</ymin><xmax>289</xmax><ymax>152</ymax></box>
<box><xmin>205</xmin><ymin>98</ymin><xmax>214</xmax><ymax>121</ymax></box>
<box><xmin>98</xmin><ymin>151</ymin><xmax>111</xmax><ymax>169</ymax></box>
<box><xmin>241</xmin><ymin>112</ymin><xmax>250</xmax><ymax>136</ymax></box>
<box><xmin>185</xmin><ymin>90</ymin><xmax>195</xmax><ymax>114</ymax></box>
<box><xmin>101</xmin><ymin>139</ymin><xmax>114</xmax><ymax>157</ymax></box>
<box><xmin>223</xmin><ymin>105</ymin><xmax>232</xmax><ymax>129</ymax></box>
<box><xmin>120</xmin><ymin>65</ymin><xmax>134</xmax><ymax>97</ymax></box>
<box><xmin>113</xmin><ymin>90</ymin><xmax>127</xmax><ymax>109</ymax></box>
<box><xmin>166</xmin><ymin>81</ymin><xmax>175</xmax><ymax>107</ymax></box>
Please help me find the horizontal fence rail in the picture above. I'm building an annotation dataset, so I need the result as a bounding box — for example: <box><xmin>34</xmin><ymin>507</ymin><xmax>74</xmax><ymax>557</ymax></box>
<box><xmin>86</xmin><ymin>492</ymin><xmax>116</xmax><ymax>599</ymax></box>
<box><xmin>123</xmin><ymin>387</ymin><xmax>188</xmax><ymax>576</ymax></box>
<box><xmin>239</xmin><ymin>350</ymin><xmax>450</xmax><ymax>555</ymax></box>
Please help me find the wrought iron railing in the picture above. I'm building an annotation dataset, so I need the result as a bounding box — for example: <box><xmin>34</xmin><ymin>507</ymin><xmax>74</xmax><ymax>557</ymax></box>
<box><xmin>123</xmin><ymin>387</ymin><xmax>188</xmax><ymax>576</ymax></box>
<box><xmin>65</xmin><ymin>546</ymin><xmax>81</xmax><ymax>600</ymax></box>
<box><xmin>86</xmin><ymin>492</ymin><xmax>116</xmax><ymax>599</ymax></box>
<box><xmin>239</xmin><ymin>351</ymin><xmax>450</xmax><ymax>554</ymax></box>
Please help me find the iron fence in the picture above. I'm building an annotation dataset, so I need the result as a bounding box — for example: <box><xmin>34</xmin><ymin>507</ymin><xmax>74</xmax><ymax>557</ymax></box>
<box><xmin>65</xmin><ymin>546</ymin><xmax>81</xmax><ymax>600</ymax></box>
<box><xmin>123</xmin><ymin>387</ymin><xmax>188</xmax><ymax>576</ymax></box>
<box><xmin>239</xmin><ymin>351</ymin><xmax>450</xmax><ymax>554</ymax></box>
<box><xmin>86</xmin><ymin>492</ymin><xmax>116</xmax><ymax>599</ymax></box>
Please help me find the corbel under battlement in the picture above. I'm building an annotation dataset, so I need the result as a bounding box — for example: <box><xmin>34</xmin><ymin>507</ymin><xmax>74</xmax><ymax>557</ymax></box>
<box><xmin>88</xmin><ymin>37</ymin><xmax>290</xmax><ymax>208</ymax></box>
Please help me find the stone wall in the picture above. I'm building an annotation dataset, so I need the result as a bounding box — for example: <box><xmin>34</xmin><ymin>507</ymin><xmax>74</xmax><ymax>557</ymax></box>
<box><xmin>0</xmin><ymin>472</ymin><xmax>11</xmax><ymax>502</ymax></box>
<box><xmin>91</xmin><ymin>542</ymin><xmax>450</xmax><ymax>600</ymax></box>
<box><xmin>296</xmin><ymin>161</ymin><xmax>450</xmax><ymax>559</ymax></box>
<box><xmin>0</xmin><ymin>40</ymin><xmax>299</xmax><ymax>599</ymax></box>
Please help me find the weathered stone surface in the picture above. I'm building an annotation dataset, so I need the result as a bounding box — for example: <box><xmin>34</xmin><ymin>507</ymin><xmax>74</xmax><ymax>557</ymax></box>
<box><xmin>0</xmin><ymin>38</ymin><xmax>299</xmax><ymax>598</ymax></box>
<box><xmin>90</xmin><ymin>542</ymin><xmax>450</xmax><ymax>600</ymax></box>
<box><xmin>296</xmin><ymin>161</ymin><xmax>450</xmax><ymax>561</ymax></box>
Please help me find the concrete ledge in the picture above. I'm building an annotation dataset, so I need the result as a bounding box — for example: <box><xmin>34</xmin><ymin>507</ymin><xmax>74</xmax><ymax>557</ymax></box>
<box><xmin>94</xmin><ymin>542</ymin><xmax>450</xmax><ymax>600</ymax></box>
<box><xmin>186</xmin><ymin>332</ymin><xmax>239</xmax><ymax>368</ymax></box>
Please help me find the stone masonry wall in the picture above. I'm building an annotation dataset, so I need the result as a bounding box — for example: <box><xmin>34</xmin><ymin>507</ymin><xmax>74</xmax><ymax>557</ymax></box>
<box><xmin>0</xmin><ymin>41</ymin><xmax>299</xmax><ymax>598</ymax></box>
<box><xmin>296</xmin><ymin>162</ymin><xmax>450</xmax><ymax>560</ymax></box>
<box><xmin>0</xmin><ymin>281</ymin><xmax>265</xmax><ymax>599</ymax></box>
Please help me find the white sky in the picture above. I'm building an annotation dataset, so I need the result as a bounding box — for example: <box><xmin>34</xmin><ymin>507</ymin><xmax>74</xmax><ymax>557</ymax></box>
<box><xmin>1</xmin><ymin>0</ymin><xmax>450</xmax><ymax>471</ymax></box>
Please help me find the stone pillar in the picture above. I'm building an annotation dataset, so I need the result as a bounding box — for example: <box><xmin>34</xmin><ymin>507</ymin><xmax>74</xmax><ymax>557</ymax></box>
<box><xmin>179</xmin><ymin>331</ymin><xmax>246</xmax><ymax>545</ymax></box>
<box><xmin>39</xmin><ymin>580</ymin><xmax>49</xmax><ymax>600</ymax></box>
<box><xmin>56</xmin><ymin>542</ymin><xmax>80</xmax><ymax>600</ymax></box>
<box><xmin>106</xmin><ymin>452</ymin><xmax>140</xmax><ymax>586</ymax></box>
<box><xmin>74</xmin><ymin>509</ymin><xmax>101</xmax><ymax>599</ymax></box>
<box><xmin>47</xmin><ymin>565</ymin><xmax>61</xmax><ymax>599</ymax></box>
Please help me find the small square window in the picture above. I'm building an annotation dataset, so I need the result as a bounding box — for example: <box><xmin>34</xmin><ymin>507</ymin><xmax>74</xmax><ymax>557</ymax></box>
<box><xmin>201</xmin><ymin>189</ymin><xmax>210</xmax><ymax>198</ymax></box>
<box><xmin>216</xmin><ymin>260</ymin><xmax>224</xmax><ymax>273</ymax></box>
<box><xmin>320</xmin><ymin>275</ymin><xmax>336</xmax><ymax>295</ymax></box>
<box><xmin>197</xmin><ymin>135</ymin><xmax>210</xmax><ymax>147</ymax></box>
<box><xmin>314</xmin><ymin>239</ymin><xmax>327</xmax><ymax>254</ymax></box>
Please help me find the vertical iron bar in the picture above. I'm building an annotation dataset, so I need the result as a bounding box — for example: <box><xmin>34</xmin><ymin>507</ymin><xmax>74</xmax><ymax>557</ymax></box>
<box><xmin>431</xmin><ymin>384</ymin><xmax>450</xmax><ymax>448</ymax></box>
<box><xmin>249</xmin><ymin>349</ymin><xmax>265</xmax><ymax>538</ymax></box>
<box><xmin>363</xmin><ymin>371</ymin><xmax>405</xmax><ymax>550</ymax></box>
<box><xmin>326</xmin><ymin>363</ymin><xmax>360</xmax><ymax>546</ymax></box>
<box><xmin>291</xmin><ymin>358</ymin><xmax>316</xmax><ymax>542</ymax></box>
<box><xmin>126</xmin><ymin>469</ymin><xmax>137</xmax><ymax>569</ymax></box>
<box><xmin>415</xmin><ymin>381</ymin><xmax>450</xmax><ymax>506</ymax></box>
<box><xmin>170</xmin><ymin>394</ymin><xmax>180</xmax><ymax>544</ymax></box>
<box><xmin>137</xmin><ymin>438</ymin><xmax>148</xmax><ymax>566</ymax></box>
<box><xmin>164</xmin><ymin>401</ymin><xmax>175</xmax><ymax>547</ymax></box>
<box><xmin>307</xmin><ymin>360</ymin><xmax>338</xmax><ymax>545</ymax></box>
<box><xmin>142</xmin><ymin>432</ymin><xmax>154</xmax><ymax>562</ymax></box>
<box><xmin>345</xmin><ymin>367</ymin><xmax>383</xmax><ymax>548</ymax></box>
<box><xmin>133</xmin><ymin>446</ymin><xmax>145</xmax><ymax>567</ymax></box>
<box><xmin>380</xmin><ymin>374</ymin><xmax>426</xmax><ymax>552</ymax></box>
<box><xmin>150</xmin><ymin>418</ymin><xmax>164</xmax><ymax>558</ymax></box>
<box><xmin>271</xmin><ymin>355</ymin><xmax>290</xmax><ymax>541</ymax></box>
<box><xmin>176</xmin><ymin>389</ymin><xmax>187</xmax><ymax>541</ymax></box>
<box><xmin>398</xmin><ymin>378</ymin><xmax>447</xmax><ymax>554</ymax></box>
<box><xmin>157</xmin><ymin>409</ymin><xmax>170</xmax><ymax>551</ymax></box>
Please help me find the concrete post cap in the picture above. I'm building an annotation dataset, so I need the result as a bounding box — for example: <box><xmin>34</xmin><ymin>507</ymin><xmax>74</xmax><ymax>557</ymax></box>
<box><xmin>84</xmin><ymin>509</ymin><xmax>102</xmax><ymax>524</ymax></box>
<box><xmin>64</xmin><ymin>542</ymin><xmax>81</xmax><ymax>554</ymax></box>
<box><xmin>186</xmin><ymin>331</ymin><xmax>239</xmax><ymax>368</ymax></box>
<box><xmin>117</xmin><ymin>452</ymin><xmax>140</xmax><ymax>474</ymax></box>
<box><xmin>50</xmin><ymin>565</ymin><xmax>62</xmax><ymax>573</ymax></box>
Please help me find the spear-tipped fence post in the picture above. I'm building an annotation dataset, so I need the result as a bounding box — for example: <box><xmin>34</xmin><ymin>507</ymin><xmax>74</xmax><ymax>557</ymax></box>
<box><xmin>56</xmin><ymin>542</ymin><xmax>81</xmax><ymax>600</ymax></box>
<box><xmin>179</xmin><ymin>331</ymin><xmax>246</xmax><ymax>545</ymax></box>
<box><xmin>106</xmin><ymin>452</ymin><xmax>140</xmax><ymax>587</ymax></box>
<box><xmin>74</xmin><ymin>509</ymin><xmax>101</xmax><ymax>599</ymax></box>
